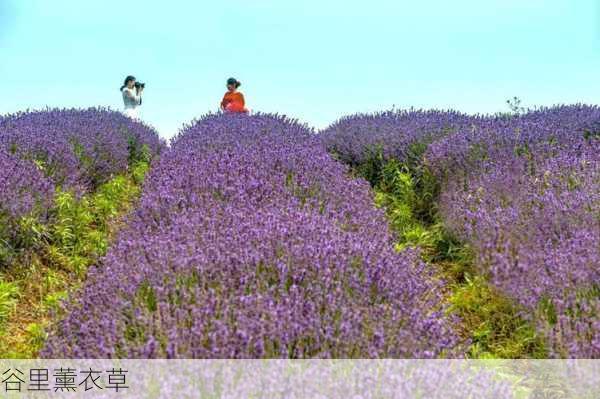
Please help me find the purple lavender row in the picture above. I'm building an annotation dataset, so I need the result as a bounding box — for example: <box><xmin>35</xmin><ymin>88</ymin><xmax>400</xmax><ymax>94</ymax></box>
<box><xmin>321</xmin><ymin>109</ymin><xmax>475</xmax><ymax>165</ymax></box>
<box><xmin>0</xmin><ymin>108</ymin><xmax>164</xmax><ymax>266</ymax></box>
<box><xmin>427</xmin><ymin>106</ymin><xmax>600</xmax><ymax>358</ymax></box>
<box><xmin>0</xmin><ymin>108</ymin><xmax>165</xmax><ymax>192</ymax></box>
<box><xmin>0</xmin><ymin>148</ymin><xmax>54</xmax><ymax>235</ymax></box>
<box><xmin>426</xmin><ymin>105</ymin><xmax>600</xmax><ymax>178</ymax></box>
<box><xmin>42</xmin><ymin>113</ymin><xmax>462</xmax><ymax>358</ymax></box>
<box><xmin>321</xmin><ymin>105</ymin><xmax>600</xmax><ymax>357</ymax></box>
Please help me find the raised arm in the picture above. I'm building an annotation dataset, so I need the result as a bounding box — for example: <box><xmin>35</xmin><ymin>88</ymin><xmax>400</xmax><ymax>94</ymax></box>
<box><xmin>123</xmin><ymin>88</ymin><xmax>142</xmax><ymax>104</ymax></box>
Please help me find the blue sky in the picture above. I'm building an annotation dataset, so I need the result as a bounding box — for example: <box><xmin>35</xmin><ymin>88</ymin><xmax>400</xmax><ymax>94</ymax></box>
<box><xmin>1</xmin><ymin>0</ymin><xmax>599</xmax><ymax>138</ymax></box>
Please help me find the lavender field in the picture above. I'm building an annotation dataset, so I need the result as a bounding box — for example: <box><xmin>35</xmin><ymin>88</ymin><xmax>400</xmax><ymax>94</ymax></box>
<box><xmin>0</xmin><ymin>106</ymin><xmax>598</xmax><ymax>359</ymax></box>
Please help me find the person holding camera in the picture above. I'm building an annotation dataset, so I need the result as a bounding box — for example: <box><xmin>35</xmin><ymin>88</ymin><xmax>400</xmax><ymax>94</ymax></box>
<box><xmin>120</xmin><ymin>75</ymin><xmax>145</xmax><ymax>119</ymax></box>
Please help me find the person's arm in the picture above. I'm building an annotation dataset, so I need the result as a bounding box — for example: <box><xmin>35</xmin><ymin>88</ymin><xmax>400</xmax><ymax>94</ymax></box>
<box><xmin>124</xmin><ymin>88</ymin><xmax>142</xmax><ymax>104</ymax></box>
<box><xmin>133</xmin><ymin>87</ymin><xmax>142</xmax><ymax>105</ymax></box>
<box><xmin>220</xmin><ymin>94</ymin><xmax>228</xmax><ymax>110</ymax></box>
<box><xmin>238</xmin><ymin>93</ymin><xmax>245</xmax><ymax>108</ymax></box>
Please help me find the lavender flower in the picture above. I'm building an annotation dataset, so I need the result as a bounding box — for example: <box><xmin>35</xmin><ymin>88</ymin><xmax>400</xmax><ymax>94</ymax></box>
<box><xmin>42</xmin><ymin>113</ymin><xmax>462</xmax><ymax>358</ymax></box>
<box><xmin>0</xmin><ymin>107</ymin><xmax>165</xmax><ymax>191</ymax></box>
<box><xmin>323</xmin><ymin>105</ymin><xmax>600</xmax><ymax>358</ymax></box>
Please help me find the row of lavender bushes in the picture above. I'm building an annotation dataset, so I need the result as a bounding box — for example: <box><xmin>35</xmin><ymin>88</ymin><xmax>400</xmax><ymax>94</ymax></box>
<box><xmin>321</xmin><ymin>105</ymin><xmax>600</xmax><ymax>357</ymax></box>
<box><xmin>42</xmin><ymin>113</ymin><xmax>463</xmax><ymax>358</ymax></box>
<box><xmin>0</xmin><ymin>108</ymin><xmax>164</xmax><ymax>265</ymax></box>
<box><xmin>0</xmin><ymin>108</ymin><xmax>164</xmax><ymax>190</ymax></box>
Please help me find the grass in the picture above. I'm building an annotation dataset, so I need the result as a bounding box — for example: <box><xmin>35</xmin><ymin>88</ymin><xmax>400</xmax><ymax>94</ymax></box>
<box><xmin>449</xmin><ymin>274</ymin><xmax>546</xmax><ymax>358</ymax></box>
<box><xmin>0</xmin><ymin>281</ymin><xmax>20</xmax><ymax>325</ymax></box>
<box><xmin>0</xmin><ymin>256</ymin><xmax>73</xmax><ymax>357</ymax></box>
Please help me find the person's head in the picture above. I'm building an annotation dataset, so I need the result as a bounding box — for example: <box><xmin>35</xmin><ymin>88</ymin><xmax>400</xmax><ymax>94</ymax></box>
<box><xmin>226</xmin><ymin>77</ymin><xmax>241</xmax><ymax>92</ymax></box>
<box><xmin>121</xmin><ymin>75</ymin><xmax>136</xmax><ymax>91</ymax></box>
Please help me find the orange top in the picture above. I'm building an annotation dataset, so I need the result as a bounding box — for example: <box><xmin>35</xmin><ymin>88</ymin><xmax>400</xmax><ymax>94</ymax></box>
<box><xmin>221</xmin><ymin>91</ymin><xmax>246</xmax><ymax>112</ymax></box>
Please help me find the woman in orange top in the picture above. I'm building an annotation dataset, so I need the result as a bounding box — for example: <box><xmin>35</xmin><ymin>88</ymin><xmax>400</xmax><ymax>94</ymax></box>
<box><xmin>220</xmin><ymin>77</ymin><xmax>248</xmax><ymax>113</ymax></box>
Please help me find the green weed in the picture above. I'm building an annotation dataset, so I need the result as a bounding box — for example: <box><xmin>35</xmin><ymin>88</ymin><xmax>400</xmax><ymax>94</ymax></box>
<box><xmin>48</xmin><ymin>161</ymin><xmax>146</xmax><ymax>275</ymax></box>
<box><xmin>0</xmin><ymin>280</ymin><xmax>20</xmax><ymax>328</ymax></box>
<box><xmin>449</xmin><ymin>274</ymin><xmax>546</xmax><ymax>358</ymax></box>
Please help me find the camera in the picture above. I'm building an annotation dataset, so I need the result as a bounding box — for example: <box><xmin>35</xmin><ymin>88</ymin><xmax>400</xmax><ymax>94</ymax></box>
<box><xmin>134</xmin><ymin>82</ymin><xmax>146</xmax><ymax>89</ymax></box>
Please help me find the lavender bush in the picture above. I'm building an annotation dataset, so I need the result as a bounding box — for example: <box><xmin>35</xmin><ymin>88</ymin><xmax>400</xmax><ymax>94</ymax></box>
<box><xmin>0</xmin><ymin>108</ymin><xmax>163</xmax><ymax>269</ymax></box>
<box><xmin>321</xmin><ymin>109</ymin><xmax>474</xmax><ymax>167</ymax></box>
<box><xmin>0</xmin><ymin>148</ymin><xmax>54</xmax><ymax>262</ymax></box>
<box><xmin>0</xmin><ymin>148</ymin><xmax>54</xmax><ymax>223</ymax></box>
<box><xmin>42</xmin><ymin>113</ymin><xmax>462</xmax><ymax>358</ymax></box>
<box><xmin>0</xmin><ymin>108</ymin><xmax>164</xmax><ymax>191</ymax></box>
<box><xmin>322</xmin><ymin>105</ymin><xmax>600</xmax><ymax>357</ymax></box>
<box><xmin>427</xmin><ymin>106</ymin><xmax>600</xmax><ymax>357</ymax></box>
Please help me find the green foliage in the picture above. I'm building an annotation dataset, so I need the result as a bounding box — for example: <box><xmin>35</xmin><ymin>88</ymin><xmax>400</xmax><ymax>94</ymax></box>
<box><xmin>538</xmin><ymin>296</ymin><xmax>557</xmax><ymax>327</ymax></box>
<box><xmin>24</xmin><ymin>322</ymin><xmax>47</xmax><ymax>352</ymax></box>
<box><xmin>374</xmin><ymin>159</ymin><xmax>446</xmax><ymax>259</ymax></box>
<box><xmin>93</xmin><ymin>175</ymin><xmax>140</xmax><ymax>227</ymax></box>
<box><xmin>49</xmin><ymin>190</ymin><xmax>95</xmax><ymax>274</ymax></box>
<box><xmin>366</xmin><ymin>150</ymin><xmax>440</xmax><ymax>221</ymax></box>
<box><xmin>42</xmin><ymin>269</ymin><xmax>63</xmax><ymax>293</ymax></box>
<box><xmin>0</xmin><ymin>212</ymin><xmax>49</xmax><ymax>268</ymax></box>
<box><xmin>70</xmin><ymin>138</ymin><xmax>93</xmax><ymax>171</ymax></box>
<box><xmin>431</xmin><ymin>227</ymin><xmax>475</xmax><ymax>274</ymax></box>
<box><xmin>48</xmin><ymin>162</ymin><xmax>146</xmax><ymax>275</ymax></box>
<box><xmin>0</xmin><ymin>280</ymin><xmax>20</xmax><ymax>327</ymax></box>
<box><xmin>583</xmin><ymin>129</ymin><xmax>600</xmax><ymax>141</ymax></box>
<box><xmin>355</xmin><ymin>144</ymin><xmax>386</xmax><ymax>186</ymax></box>
<box><xmin>132</xmin><ymin>160</ymin><xmax>150</xmax><ymax>185</ymax></box>
<box><xmin>395</xmin><ymin>225</ymin><xmax>438</xmax><ymax>256</ymax></box>
<box><xmin>22</xmin><ymin>152</ymin><xmax>62</xmax><ymax>184</ymax></box>
<box><xmin>18</xmin><ymin>216</ymin><xmax>49</xmax><ymax>248</ymax></box>
<box><xmin>0</xmin><ymin>230</ymin><xmax>14</xmax><ymax>267</ymax></box>
<box><xmin>52</xmin><ymin>191</ymin><xmax>93</xmax><ymax>248</ymax></box>
<box><xmin>375</xmin><ymin>170</ymin><xmax>421</xmax><ymax>251</ymax></box>
<box><xmin>380</xmin><ymin>160</ymin><xmax>417</xmax><ymax>204</ymax></box>
<box><xmin>128</xmin><ymin>139</ymin><xmax>153</xmax><ymax>166</ymax></box>
<box><xmin>137</xmin><ymin>281</ymin><xmax>158</xmax><ymax>312</ymax></box>
<box><xmin>449</xmin><ymin>274</ymin><xmax>546</xmax><ymax>358</ymax></box>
